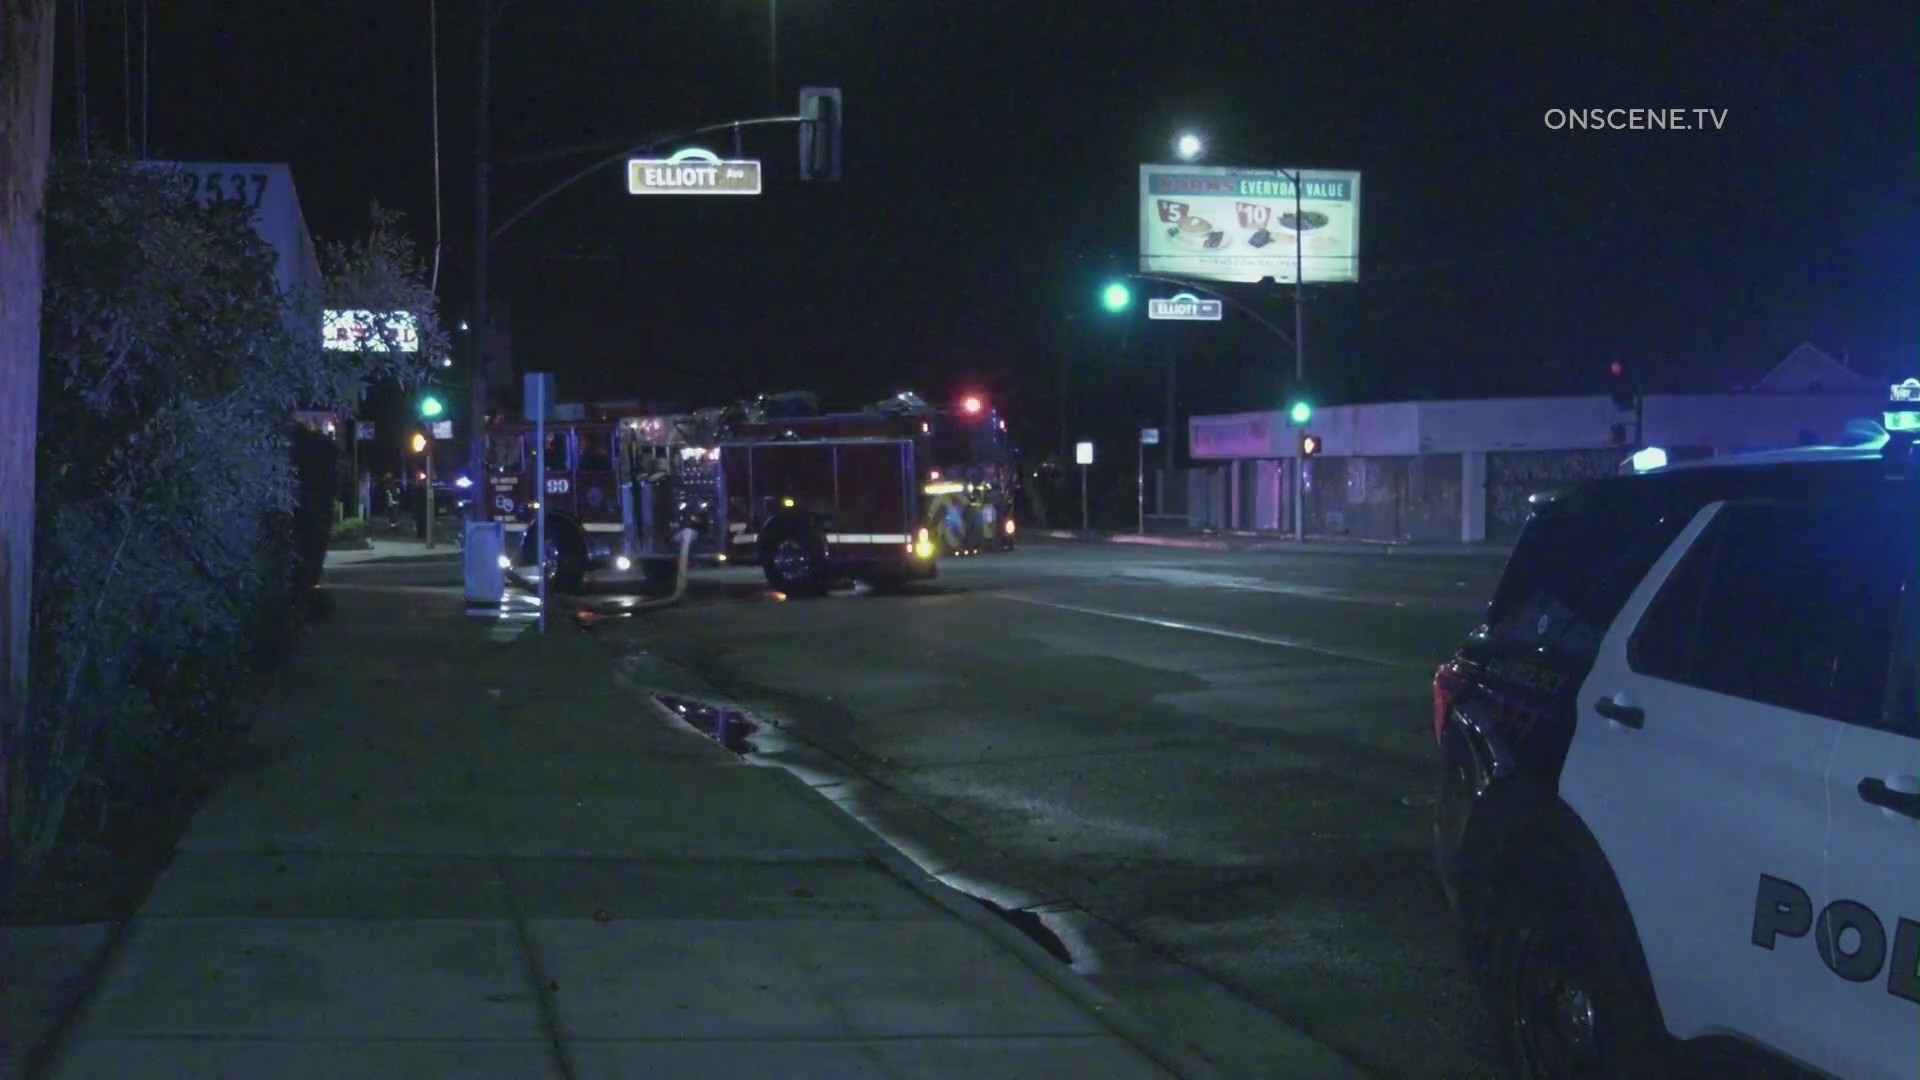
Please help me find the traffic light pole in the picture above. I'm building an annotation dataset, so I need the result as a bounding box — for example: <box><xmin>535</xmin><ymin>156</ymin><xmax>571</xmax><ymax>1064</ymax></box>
<box><xmin>423</xmin><ymin>432</ymin><xmax>435</xmax><ymax>550</ymax></box>
<box><xmin>1291</xmin><ymin>169</ymin><xmax>1306</xmax><ymax>543</ymax></box>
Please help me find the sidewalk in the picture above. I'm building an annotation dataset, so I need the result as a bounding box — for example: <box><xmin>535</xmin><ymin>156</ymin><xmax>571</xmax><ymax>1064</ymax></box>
<box><xmin>1036</xmin><ymin>528</ymin><xmax>1512</xmax><ymax>558</ymax></box>
<box><xmin>25</xmin><ymin>571</ymin><xmax>1217</xmax><ymax>1078</ymax></box>
<box><xmin>324</xmin><ymin>530</ymin><xmax>466</xmax><ymax>567</ymax></box>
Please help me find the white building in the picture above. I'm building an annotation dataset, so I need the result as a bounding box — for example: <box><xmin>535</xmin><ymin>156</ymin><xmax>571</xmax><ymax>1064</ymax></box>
<box><xmin>1188</xmin><ymin>375</ymin><xmax>1890</xmax><ymax>544</ymax></box>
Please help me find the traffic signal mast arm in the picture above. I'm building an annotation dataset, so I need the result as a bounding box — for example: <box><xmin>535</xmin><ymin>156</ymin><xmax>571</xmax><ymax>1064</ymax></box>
<box><xmin>491</xmin><ymin>105</ymin><xmax>840</xmax><ymax>243</ymax></box>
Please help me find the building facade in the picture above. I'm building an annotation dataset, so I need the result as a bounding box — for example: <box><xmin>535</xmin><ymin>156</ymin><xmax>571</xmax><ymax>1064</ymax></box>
<box><xmin>1186</xmin><ymin>391</ymin><xmax>1889</xmax><ymax>544</ymax></box>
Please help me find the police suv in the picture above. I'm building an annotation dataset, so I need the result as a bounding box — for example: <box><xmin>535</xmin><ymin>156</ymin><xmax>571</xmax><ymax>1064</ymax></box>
<box><xmin>1434</xmin><ymin>430</ymin><xmax>1918</xmax><ymax>1079</ymax></box>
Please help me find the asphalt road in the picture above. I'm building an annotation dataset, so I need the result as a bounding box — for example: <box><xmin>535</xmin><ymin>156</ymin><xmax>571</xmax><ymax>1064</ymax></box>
<box><xmin>581</xmin><ymin>540</ymin><xmax>1511</xmax><ymax>1079</ymax></box>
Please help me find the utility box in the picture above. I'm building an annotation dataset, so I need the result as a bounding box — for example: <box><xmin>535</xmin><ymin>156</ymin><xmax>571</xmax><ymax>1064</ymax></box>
<box><xmin>464</xmin><ymin>520</ymin><xmax>506</xmax><ymax>607</ymax></box>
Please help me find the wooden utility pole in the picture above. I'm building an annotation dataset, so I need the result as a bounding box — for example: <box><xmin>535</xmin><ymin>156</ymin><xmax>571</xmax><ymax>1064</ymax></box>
<box><xmin>0</xmin><ymin>0</ymin><xmax>61</xmax><ymax>849</ymax></box>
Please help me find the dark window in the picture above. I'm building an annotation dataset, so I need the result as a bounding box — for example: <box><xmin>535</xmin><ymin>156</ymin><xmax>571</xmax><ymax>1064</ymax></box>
<box><xmin>1883</xmin><ymin>581</ymin><xmax>1917</xmax><ymax>738</ymax></box>
<box><xmin>577</xmin><ymin>429</ymin><xmax>614</xmax><ymax>472</ymax></box>
<box><xmin>540</xmin><ymin>431</ymin><xmax>572</xmax><ymax>471</ymax></box>
<box><xmin>1484</xmin><ymin>489</ymin><xmax>1688</xmax><ymax>661</ymax></box>
<box><xmin>486</xmin><ymin>434</ymin><xmax>525</xmax><ymax>475</ymax></box>
<box><xmin>1629</xmin><ymin>501</ymin><xmax>1910</xmax><ymax>728</ymax></box>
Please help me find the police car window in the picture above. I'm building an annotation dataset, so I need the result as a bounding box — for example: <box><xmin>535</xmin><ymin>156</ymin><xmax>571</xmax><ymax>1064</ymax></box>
<box><xmin>1628</xmin><ymin>502</ymin><xmax>1906</xmax><ymax>728</ymax></box>
<box><xmin>1484</xmin><ymin>494</ymin><xmax>1685</xmax><ymax>660</ymax></box>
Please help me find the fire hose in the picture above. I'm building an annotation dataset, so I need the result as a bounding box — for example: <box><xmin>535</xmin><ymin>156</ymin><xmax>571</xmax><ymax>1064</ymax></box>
<box><xmin>506</xmin><ymin>527</ymin><xmax>697</xmax><ymax>615</ymax></box>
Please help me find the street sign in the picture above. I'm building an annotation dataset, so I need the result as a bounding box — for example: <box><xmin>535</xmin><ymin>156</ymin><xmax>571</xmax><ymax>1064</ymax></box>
<box><xmin>626</xmin><ymin>147</ymin><xmax>762</xmax><ymax>196</ymax></box>
<box><xmin>355</xmin><ymin>421</ymin><xmax>375</xmax><ymax>441</ymax></box>
<box><xmin>1887</xmin><ymin>378</ymin><xmax>1920</xmax><ymax>432</ymax></box>
<box><xmin>1075</xmin><ymin>441</ymin><xmax>1094</xmax><ymax>465</ymax></box>
<box><xmin>1147</xmin><ymin>293</ymin><xmax>1223</xmax><ymax>321</ymax></box>
<box><xmin>431</xmin><ymin>420</ymin><xmax>453</xmax><ymax>440</ymax></box>
<box><xmin>1140</xmin><ymin>428</ymin><xmax>1160</xmax><ymax>444</ymax></box>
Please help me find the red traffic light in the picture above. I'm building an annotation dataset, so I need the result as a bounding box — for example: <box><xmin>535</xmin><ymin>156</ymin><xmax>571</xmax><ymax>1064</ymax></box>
<box><xmin>1609</xmin><ymin>361</ymin><xmax>1624</xmax><ymax>377</ymax></box>
<box><xmin>961</xmin><ymin>395</ymin><xmax>984</xmax><ymax>415</ymax></box>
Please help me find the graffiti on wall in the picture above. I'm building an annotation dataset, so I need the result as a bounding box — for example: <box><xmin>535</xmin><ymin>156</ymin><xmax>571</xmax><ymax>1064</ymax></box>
<box><xmin>1486</xmin><ymin>449</ymin><xmax>1621</xmax><ymax>538</ymax></box>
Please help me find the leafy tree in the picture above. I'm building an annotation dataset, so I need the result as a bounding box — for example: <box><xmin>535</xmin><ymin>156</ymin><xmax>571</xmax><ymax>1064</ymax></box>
<box><xmin>4</xmin><ymin>155</ymin><xmax>437</xmax><ymax>889</ymax></box>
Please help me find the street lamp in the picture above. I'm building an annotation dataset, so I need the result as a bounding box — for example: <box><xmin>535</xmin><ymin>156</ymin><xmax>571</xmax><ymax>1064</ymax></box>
<box><xmin>1175</xmin><ymin>132</ymin><xmax>1204</xmax><ymax>161</ymax></box>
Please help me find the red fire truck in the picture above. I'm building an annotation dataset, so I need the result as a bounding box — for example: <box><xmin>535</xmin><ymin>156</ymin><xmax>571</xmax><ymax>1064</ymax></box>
<box><xmin>481</xmin><ymin>394</ymin><xmax>939</xmax><ymax>596</ymax></box>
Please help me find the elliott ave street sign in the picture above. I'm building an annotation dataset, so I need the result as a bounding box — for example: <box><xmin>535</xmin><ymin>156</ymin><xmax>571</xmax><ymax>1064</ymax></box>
<box><xmin>1147</xmin><ymin>292</ymin><xmax>1224</xmax><ymax>321</ymax></box>
<box><xmin>626</xmin><ymin>148</ymin><xmax>762</xmax><ymax>196</ymax></box>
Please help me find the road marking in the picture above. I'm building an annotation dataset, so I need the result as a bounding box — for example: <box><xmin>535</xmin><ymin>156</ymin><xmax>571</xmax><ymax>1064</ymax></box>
<box><xmin>994</xmin><ymin>594</ymin><xmax>1427</xmax><ymax>671</ymax></box>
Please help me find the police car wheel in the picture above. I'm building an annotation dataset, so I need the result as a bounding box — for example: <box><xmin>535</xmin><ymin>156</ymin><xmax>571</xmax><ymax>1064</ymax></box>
<box><xmin>1488</xmin><ymin>851</ymin><xmax>1670</xmax><ymax>1080</ymax></box>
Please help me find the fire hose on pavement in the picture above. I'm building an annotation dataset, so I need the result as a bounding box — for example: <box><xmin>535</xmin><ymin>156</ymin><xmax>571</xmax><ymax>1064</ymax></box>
<box><xmin>505</xmin><ymin>528</ymin><xmax>698</xmax><ymax>615</ymax></box>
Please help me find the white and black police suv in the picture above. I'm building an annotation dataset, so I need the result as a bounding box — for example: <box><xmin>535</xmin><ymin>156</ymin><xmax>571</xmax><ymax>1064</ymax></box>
<box><xmin>1433</xmin><ymin>430</ymin><xmax>1918</xmax><ymax>1080</ymax></box>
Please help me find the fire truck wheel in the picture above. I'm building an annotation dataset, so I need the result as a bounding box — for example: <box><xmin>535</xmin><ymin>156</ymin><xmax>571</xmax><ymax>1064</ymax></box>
<box><xmin>764</xmin><ymin>532</ymin><xmax>829</xmax><ymax>597</ymax></box>
<box><xmin>522</xmin><ymin>521</ymin><xmax>588</xmax><ymax>594</ymax></box>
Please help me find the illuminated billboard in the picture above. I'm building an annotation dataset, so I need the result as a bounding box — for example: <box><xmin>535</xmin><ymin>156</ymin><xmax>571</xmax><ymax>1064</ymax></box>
<box><xmin>1139</xmin><ymin>165</ymin><xmax>1361</xmax><ymax>284</ymax></box>
<box><xmin>323</xmin><ymin>310</ymin><xmax>419</xmax><ymax>352</ymax></box>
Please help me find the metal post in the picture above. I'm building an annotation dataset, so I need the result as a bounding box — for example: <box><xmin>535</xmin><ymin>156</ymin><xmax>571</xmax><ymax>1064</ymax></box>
<box><xmin>534</xmin><ymin>384</ymin><xmax>547</xmax><ymax>634</ymax></box>
<box><xmin>350</xmin><ymin>425</ymin><xmax>360</xmax><ymax>518</ymax></box>
<box><xmin>1136</xmin><ymin>439</ymin><xmax>1145</xmax><ymax>535</ymax></box>
<box><xmin>1080</xmin><ymin>463</ymin><xmax>1089</xmax><ymax>535</ymax></box>
<box><xmin>424</xmin><ymin>432</ymin><xmax>435</xmax><ymax>549</ymax></box>
<box><xmin>469</xmin><ymin>9</ymin><xmax>491</xmax><ymax>517</ymax></box>
<box><xmin>768</xmin><ymin>0</ymin><xmax>779</xmax><ymax>110</ymax></box>
<box><xmin>1292</xmin><ymin>168</ymin><xmax>1306</xmax><ymax>543</ymax></box>
<box><xmin>1164</xmin><ymin>331</ymin><xmax>1176</xmax><ymax>483</ymax></box>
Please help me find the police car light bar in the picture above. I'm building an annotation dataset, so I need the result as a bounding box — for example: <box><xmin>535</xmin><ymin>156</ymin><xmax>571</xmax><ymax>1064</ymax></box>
<box><xmin>1630</xmin><ymin>446</ymin><xmax>1667</xmax><ymax>472</ymax></box>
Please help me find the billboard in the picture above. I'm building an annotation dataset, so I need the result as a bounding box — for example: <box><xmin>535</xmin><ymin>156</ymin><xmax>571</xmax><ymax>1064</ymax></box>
<box><xmin>324</xmin><ymin>310</ymin><xmax>419</xmax><ymax>352</ymax></box>
<box><xmin>1139</xmin><ymin>165</ymin><xmax>1361</xmax><ymax>284</ymax></box>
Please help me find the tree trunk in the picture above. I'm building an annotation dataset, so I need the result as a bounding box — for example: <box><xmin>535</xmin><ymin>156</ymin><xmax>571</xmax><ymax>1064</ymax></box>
<box><xmin>0</xmin><ymin>0</ymin><xmax>60</xmax><ymax>867</ymax></box>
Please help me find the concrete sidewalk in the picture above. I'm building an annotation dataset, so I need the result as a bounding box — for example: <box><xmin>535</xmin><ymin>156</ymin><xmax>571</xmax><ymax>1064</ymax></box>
<box><xmin>1037</xmin><ymin>529</ymin><xmax>1512</xmax><ymax>558</ymax></box>
<box><xmin>28</xmin><ymin>576</ymin><xmax>1213</xmax><ymax>1078</ymax></box>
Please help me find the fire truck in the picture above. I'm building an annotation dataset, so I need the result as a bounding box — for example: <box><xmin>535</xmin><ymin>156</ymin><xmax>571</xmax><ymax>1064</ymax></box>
<box><xmin>481</xmin><ymin>392</ymin><xmax>942</xmax><ymax>597</ymax></box>
<box><xmin>731</xmin><ymin>392</ymin><xmax>1018</xmax><ymax>556</ymax></box>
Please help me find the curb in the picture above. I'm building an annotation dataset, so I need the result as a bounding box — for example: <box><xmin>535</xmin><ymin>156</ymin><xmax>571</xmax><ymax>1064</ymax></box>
<box><xmin>1037</xmin><ymin>529</ymin><xmax>1509</xmax><ymax>559</ymax></box>
<box><xmin>589</xmin><ymin>620</ymin><xmax>1224</xmax><ymax>1079</ymax></box>
<box><xmin>757</xmin><ymin>764</ymin><xmax>1226</xmax><ymax>1080</ymax></box>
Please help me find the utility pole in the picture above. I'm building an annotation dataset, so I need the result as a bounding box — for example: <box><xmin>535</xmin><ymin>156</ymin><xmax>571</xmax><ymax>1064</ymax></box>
<box><xmin>1291</xmin><ymin>169</ymin><xmax>1307</xmax><ymax>543</ymax></box>
<box><xmin>1162</xmin><ymin>330</ymin><xmax>1176</xmax><ymax>520</ymax></box>
<box><xmin>469</xmin><ymin>7</ymin><xmax>491</xmax><ymax>520</ymax></box>
<box><xmin>1</xmin><ymin>0</ymin><xmax>58</xmax><ymax>841</ymax></box>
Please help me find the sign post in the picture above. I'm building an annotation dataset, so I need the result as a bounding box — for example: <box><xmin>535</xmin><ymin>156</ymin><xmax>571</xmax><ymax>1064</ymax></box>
<box><xmin>526</xmin><ymin>373</ymin><xmax>556</xmax><ymax>633</ymax></box>
<box><xmin>1075</xmin><ymin>440</ymin><xmax>1094</xmax><ymax>535</ymax></box>
<box><xmin>1138</xmin><ymin>429</ymin><xmax>1160</xmax><ymax>534</ymax></box>
<box><xmin>423</xmin><ymin>428</ymin><xmax>436</xmax><ymax>551</ymax></box>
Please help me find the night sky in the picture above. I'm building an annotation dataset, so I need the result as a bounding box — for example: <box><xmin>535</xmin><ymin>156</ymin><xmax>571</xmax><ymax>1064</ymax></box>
<box><xmin>53</xmin><ymin>1</ymin><xmax>1920</xmax><ymax>460</ymax></box>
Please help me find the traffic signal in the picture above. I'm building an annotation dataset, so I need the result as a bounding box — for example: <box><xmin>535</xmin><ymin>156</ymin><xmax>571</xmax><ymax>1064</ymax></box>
<box><xmin>1288</xmin><ymin>400</ymin><xmax>1313</xmax><ymax>426</ymax></box>
<box><xmin>1301</xmin><ymin>434</ymin><xmax>1323</xmax><ymax>457</ymax></box>
<box><xmin>798</xmin><ymin>87</ymin><xmax>842</xmax><ymax>181</ymax></box>
<box><xmin>960</xmin><ymin>394</ymin><xmax>985</xmax><ymax>416</ymax></box>
<box><xmin>410</xmin><ymin>432</ymin><xmax>428</xmax><ymax>454</ymax></box>
<box><xmin>1100</xmin><ymin>281</ymin><xmax>1132</xmax><ymax>313</ymax></box>
<box><xmin>418</xmin><ymin>393</ymin><xmax>445</xmax><ymax>419</ymax></box>
<box><xmin>1608</xmin><ymin>361</ymin><xmax>1635</xmax><ymax>412</ymax></box>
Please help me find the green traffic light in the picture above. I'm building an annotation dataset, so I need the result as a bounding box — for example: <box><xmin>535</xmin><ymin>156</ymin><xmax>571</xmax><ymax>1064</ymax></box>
<box><xmin>419</xmin><ymin>395</ymin><xmax>445</xmax><ymax>419</ymax></box>
<box><xmin>1289</xmin><ymin>401</ymin><xmax>1312</xmax><ymax>425</ymax></box>
<box><xmin>1100</xmin><ymin>282</ymin><xmax>1132</xmax><ymax>313</ymax></box>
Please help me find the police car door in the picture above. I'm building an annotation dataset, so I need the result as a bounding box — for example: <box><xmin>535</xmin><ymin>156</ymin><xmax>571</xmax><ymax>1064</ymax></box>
<box><xmin>1561</xmin><ymin>500</ymin><xmax>1841</xmax><ymax>1065</ymax></box>
<box><xmin>1806</xmin><ymin>502</ymin><xmax>1918</xmax><ymax>1080</ymax></box>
